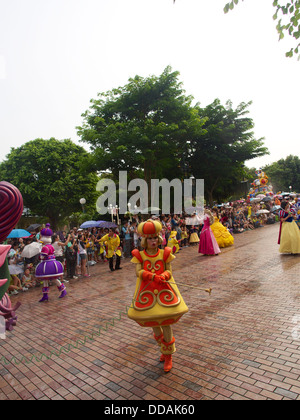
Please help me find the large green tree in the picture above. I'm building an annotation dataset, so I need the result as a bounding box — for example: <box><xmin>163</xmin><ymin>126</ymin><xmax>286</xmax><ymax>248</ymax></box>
<box><xmin>263</xmin><ymin>155</ymin><xmax>300</xmax><ymax>192</ymax></box>
<box><xmin>188</xmin><ymin>99</ymin><xmax>268</xmax><ymax>205</ymax></box>
<box><xmin>0</xmin><ymin>138</ymin><xmax>99</xmax><ymax>228</ymax></box>
<box><xmin>77</xmin><ymin>66</ymin><xmax>206</xmax><ymax>201</ymax></box>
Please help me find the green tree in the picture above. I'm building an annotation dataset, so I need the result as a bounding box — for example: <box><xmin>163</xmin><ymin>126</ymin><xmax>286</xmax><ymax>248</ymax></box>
<box><xmin>0</xmin><ymin>138</ymin><xmax>99</xmax><ymax>229</ymax></box>
<box><xmin>77</xmin><ymin>66</ymin><xmax>206</xmax><ymax>201</ymax></box>
<box><xmin>263</xmin><ymin>155</ymin><xmax>300</xmax><ymax>192</ymax></box>
<box><xmin>224</xmin><ymin>0</ymin><xmax>300</xmax><ymax>59</ymax></box>
<box><xmin>188</xmin><ymin>99</ymin><xmax>268</xmax><ymax>205</ymax></box>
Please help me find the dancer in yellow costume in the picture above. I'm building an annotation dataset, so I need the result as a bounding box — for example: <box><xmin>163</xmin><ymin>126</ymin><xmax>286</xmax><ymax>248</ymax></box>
<box><xmin>167</xmin><ymin>230</ymin><xmax>180</xmax><ymax>254</ymax></box>
<box><xmin>210</xmin><ymin>209</ymin><xmax>234</xmax><ymax>248</ymax></box>
<box><xmin>128</xmin><ymin>219</ymin><xmax>189</xmax><ymax>373</ymax></box>
<box><xmin>99</xmin><ymin>228</ymin><xmax>122</xmax><ymax>271</ymax></box>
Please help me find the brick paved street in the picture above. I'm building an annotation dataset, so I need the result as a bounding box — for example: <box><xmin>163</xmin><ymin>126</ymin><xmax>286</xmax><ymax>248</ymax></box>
<box><xmin>1</xmin><ymin>223</ymin><xmax>300</xmax><ymax>400</ymax></box>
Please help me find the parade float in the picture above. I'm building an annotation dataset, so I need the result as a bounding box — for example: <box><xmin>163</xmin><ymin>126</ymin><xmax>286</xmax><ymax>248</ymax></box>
<box><xmin>247</xmin><ymin>169</ymin><xmax>274</xmax><ymax>200</ymax></box>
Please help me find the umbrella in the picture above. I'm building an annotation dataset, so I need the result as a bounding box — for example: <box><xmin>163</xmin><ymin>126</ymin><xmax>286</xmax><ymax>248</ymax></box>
<box><xmin>256</xmin><ymin>194</ymin><xmax>266</xmax><ymax>199</ymax></box>
<box><xmin>271</xmin><ymin>205</ymin><xmax>281</xmax><ymax>213</ymax></box>
<box><xmin>21</xmin><ymin>242</ymin><xmax>42</xmax><ymax>258</ymax></box>
<box><xmin>27</xmin><ymin>223</ymin><xmax>41</xmax><ymax>232</ymax></box>
<box><xmin>184</xmin><ymin>206</ymin><xmax>204</xmax><ymax>214</ymax></box>
<box><xmin>141</xmin><ymin>207</ymin><xmax>161</xmax><ymax>214</ymax></box>
<box><xmin>7</xmin><ymin>229</ymin><xmax>31</xmax><ymax>238</ymax></box>
<box><xmin>256</xmin><ymin>210</ymin><xmax>270</xmax><ymax>214</ymax></box>
<box><xmin>8</xmin><ymin>265</ymin><xmax>24</xmax><ymax>275</ymax></box>
<box><xmin>261</xmin><ymin>196</ymin><xmax>272</xmax><ymax>202</ymax></box>
<box><xmin>80</xmin><ymin>221</ymin><xmax>100</xmax><ymax>229</ymax></box>
<box><xmin>250</xmin><ymin>197</ymin><xmax>262</xmax><ymax>203</ymax></box>
<box><xmin>97</xmin><ymin>221</ymin><xmax>117</xmax><ymax>228</ymax></box>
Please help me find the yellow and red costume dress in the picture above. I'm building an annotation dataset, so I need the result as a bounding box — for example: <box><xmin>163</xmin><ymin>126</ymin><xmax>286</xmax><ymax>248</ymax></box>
<box><xmin>128</xmin><ymin>247</ymin><xmax>188</xmax><ymax>327</ymax></box>
<box><xmin>128</xmin><ymin>219</ymin><xmax>188</xmax><ymax>372</ymax></box>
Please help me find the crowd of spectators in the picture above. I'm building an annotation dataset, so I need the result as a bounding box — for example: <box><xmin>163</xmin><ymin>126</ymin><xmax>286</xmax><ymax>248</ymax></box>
<box><xmin>5</xmin><ymin>194</ymin><xmax>295</xmax><ymax>297</ymax></box>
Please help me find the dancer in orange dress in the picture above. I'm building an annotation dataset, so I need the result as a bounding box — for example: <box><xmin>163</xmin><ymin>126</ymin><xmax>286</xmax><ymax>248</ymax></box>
<box><xmin>127</xmin><ymin>219</ymin><xmax>188</xmax><ymax>373</ymax></box>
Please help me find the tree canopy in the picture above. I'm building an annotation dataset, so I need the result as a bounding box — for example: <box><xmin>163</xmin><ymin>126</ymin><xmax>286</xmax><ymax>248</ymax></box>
<box><xmin>78</xmin><ymin>67</ymin><xmax>269</xmax><ymax>206</ymax></box>
<box><xmin>187</xmin><ymin>99</ymin><xmax>268</xmax><ymax>205</ymax></box>
<box><xmin>0</xmin><ymin>138</ymin><xmax>98</xmax><ymax>228</ymax></box>
<box><xmin>77</xmin><ymin>66</ymin><xmax>206</xmax><ymax>200</ymax></box>
<box><xmin>263</xmin><ymin>155</ymin><xmax>300</xmax><ymax>192</ymax></box>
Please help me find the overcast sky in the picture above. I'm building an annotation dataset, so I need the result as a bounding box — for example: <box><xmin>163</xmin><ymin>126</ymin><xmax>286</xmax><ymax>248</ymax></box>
<box><xmin>0</xmin><ymin>0</ymin><xmax>299</xmax><ymax>170</ymax></box>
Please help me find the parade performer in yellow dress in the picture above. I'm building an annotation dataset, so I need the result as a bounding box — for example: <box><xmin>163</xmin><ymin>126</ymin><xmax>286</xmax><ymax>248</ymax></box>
<box><xmin>167</xmin><ymin>230</ymin><xmax>180</xmax><ymax>253</ymax></box>
<box><xmin>99</xmin><ymin>228</ymin><xmax>122</xmax><ymax>271</ymax></box>
<box><xmin>128</xmin><ymin>219</ymin><xmax>189</xmax><ymax>373</ymax></box>
<box><xmin>210</xmin><ymin>209</ymin><xmax>234</xmax><ymax>248</ymax></box>
<box><xmin>278</xmin><ymin>201</ymin><xmax>300</xmax><ymax>254</ymax></box>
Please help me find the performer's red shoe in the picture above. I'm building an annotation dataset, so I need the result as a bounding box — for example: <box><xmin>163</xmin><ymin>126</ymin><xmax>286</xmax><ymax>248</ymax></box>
<box><xmin>163</xmin><ymin>355</ymin><xmax>172</xmax><ymax>372</ymax></box>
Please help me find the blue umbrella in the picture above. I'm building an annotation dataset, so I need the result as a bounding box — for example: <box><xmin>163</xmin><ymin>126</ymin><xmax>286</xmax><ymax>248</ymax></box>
<box><xmin>7</xmin><ymin>229</ymin><xmax>31</xmax><ymax>238</ymax></box>
<box><xmin>80</xmin><ymin>221</ymin><xmax>100</xmax><ymax>229</ymax></box>
<box><xmin>97</xmin><ymin>221</ymin><xmax>117</xmax><ymax>228</ymax></box>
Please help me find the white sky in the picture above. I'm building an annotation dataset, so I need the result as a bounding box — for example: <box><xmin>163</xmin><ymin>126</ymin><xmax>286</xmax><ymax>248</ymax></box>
<box><xmin>0</xmin><ymin>0</ymin><xmax>299</xmax><ymax>170</ymax></box>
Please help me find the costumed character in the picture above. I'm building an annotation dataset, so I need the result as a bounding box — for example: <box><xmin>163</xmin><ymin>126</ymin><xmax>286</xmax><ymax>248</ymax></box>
<box><xmin>189</xmin><ymin>226</ymin><xmax>200</xmax><ymax>244</ymax></box>
<box><xmin>127</xmin><ymin>219</ymin><xmax>189</xmax><ymax>373</ymax></box>
<box><xmin>277</xmin><ymin>201</ymin><xmax>300</xmax><ymax>254</ymax></box>
<box><xmin>186</xmin><ymin>213</ymin><xmax>201</xmax><ymax>244</ymax></box>
<box><xmin>198</xmin><ymin>209</ymin><xmax>221</xmax><ymax>256</ymax></box>
<box><xmin>210</xmin><ymin>209</ymin><xmax>234</xmax><ymax>248</ymax></box>
<box><xmin>98</xmin><ymin>234</ymin><xmax>107</xmax><ymax>261</ymax></box>
<box><xmin>292</xmin><ymin>198</ymin><xmax>300</xmax><ymax>229</ymax></box>
<box><xmin>181</xmin><ymin>226</ymin><xmax>188</xmax><ymax>247</ymax></box>
<box><xmin>35</xmin><ymin>224</ymin><xmax>66</xmax><ymax>302</ymax></box>
<box><xmin>99</xmin><ymin>228</ymin><xmax>122</xmax><ymax>272</ymax></box>
<box><xmin>167</xmin><ymin>231</ymin><xmax>180</xmax><ymax>254</ymax></box>
<box><xmin>0</xmin><ymin>181</ymin><xmax>23</xmax><ymax>332</ymax></box>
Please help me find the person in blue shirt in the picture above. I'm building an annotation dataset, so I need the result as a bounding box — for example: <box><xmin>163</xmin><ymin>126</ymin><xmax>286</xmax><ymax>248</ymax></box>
<box><xmin>122</xmin><ymin>221</ymin><xmax>132</xmax><ymax>258</ymax></box>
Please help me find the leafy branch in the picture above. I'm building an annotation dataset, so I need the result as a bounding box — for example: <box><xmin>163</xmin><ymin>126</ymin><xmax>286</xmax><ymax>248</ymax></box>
<box><xmin>224</xmin><ymin>0</ymin><xmax>300</xmax><ymax>59</ymax></box>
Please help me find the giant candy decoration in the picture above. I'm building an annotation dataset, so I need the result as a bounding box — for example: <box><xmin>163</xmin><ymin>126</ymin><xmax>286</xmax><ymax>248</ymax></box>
<box><xmin>0</xmin><ymin>181</ymin><xmax>23</xmax><ymax>243</ymax></box>
<box><xmin>0</xmin><ymin>181</ymin><xmax>23</xmax><ymax>332</ymax></box>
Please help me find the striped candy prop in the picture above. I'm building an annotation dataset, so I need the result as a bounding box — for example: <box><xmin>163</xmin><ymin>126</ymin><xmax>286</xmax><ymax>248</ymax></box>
<box><xmin>0</xmin><ymin>181</ymin><xmax>23</xmax><ymax>242</ymax></box>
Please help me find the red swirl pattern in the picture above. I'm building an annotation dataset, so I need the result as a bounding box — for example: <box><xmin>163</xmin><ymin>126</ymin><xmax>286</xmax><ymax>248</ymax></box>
<box><xmin>0</xmin><ymin>181</ymin><xmax>23</xmax><ymax>242</ymax></box>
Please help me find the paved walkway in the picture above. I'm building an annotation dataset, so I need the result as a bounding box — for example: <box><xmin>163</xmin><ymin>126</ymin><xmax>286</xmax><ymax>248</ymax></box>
<box><xmin>1</xmin><ymin>223</ymin><xmax>300</xmax><ymax>400</ymax></box>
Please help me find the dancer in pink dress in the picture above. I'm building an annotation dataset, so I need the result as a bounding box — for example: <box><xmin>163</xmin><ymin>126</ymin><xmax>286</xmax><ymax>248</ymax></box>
<box><xmin>198</xmin><ymin>209</ymin><xmax>221</xmax><ymax>256</ymax></box>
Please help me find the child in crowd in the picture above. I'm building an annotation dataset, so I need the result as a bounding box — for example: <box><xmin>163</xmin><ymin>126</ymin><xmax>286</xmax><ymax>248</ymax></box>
<box><xmin>21</xmin><ymin>265</ymin><xmax>36</xmax><ymax>290</ymax></box>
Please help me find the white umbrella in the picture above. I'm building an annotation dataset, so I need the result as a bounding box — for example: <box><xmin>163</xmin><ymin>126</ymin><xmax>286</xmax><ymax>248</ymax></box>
<box><xmin>21</xmin><ymin>242</ymin><xmax>42</xmax><ymax>258</ymax></box>
<box><xmin>8</xmin><ymin>264</ymin><xmax>24</xmax><ymax>275</ymax></box>
<box><xmin>256</xmin><ymin>210</ymin><xmax>270</xmax><ymax>214</ymax></box>
<box><xmin>141</xmin><ymin>207</ymin><xmax>161</xmax><ymax>214</ymax></box>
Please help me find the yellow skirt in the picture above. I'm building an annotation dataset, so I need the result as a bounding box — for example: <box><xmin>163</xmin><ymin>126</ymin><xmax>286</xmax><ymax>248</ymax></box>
<box><xmin>211</xmin><ymin>220</ymin><xmax>234</xmax><ymax>248</ymax></box>
<box><xmin>189</xmin><ymin>232</ymin><xmax>199</xmax><ymax>243</ymax></box>
<box><xmin>127</xmin><ymin>275</ymin><xmax>188</xmax><ymax>328</ymax></box>
<box><xmin>279</xmin><ymin>221</ymin><xmax>300</xmax><ymax>254</ymax></box>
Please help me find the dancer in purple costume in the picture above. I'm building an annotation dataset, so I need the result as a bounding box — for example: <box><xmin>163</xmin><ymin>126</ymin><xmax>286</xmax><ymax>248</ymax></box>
<box><xmin>198</xmin><ymin>209</ymin><xmax>221</xmax><ymax>256</ymax></box>
<box><xmin>35</xmin><ymin>224</ymin><xmax>66</xmax><ymax>302</ymax></box>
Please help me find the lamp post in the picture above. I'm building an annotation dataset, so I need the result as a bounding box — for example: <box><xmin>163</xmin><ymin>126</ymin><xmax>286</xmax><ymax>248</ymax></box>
<box><xmin>79</xmin><ymin>198</ymin><xmax>86</xmax><ymax>213</ymax></box>
<box><xmin>115</xmin><ymin>205</ymin><xmax>120</xmax><ymax>225</ymax></box>
<box><xmin>108</xmin><ymin>204</ymin><xmax>114</xmax><ymax>222</ymax></box>
<box><xmin>128</xmin><ymin>202</ymin><xmax>132</xmax><ymax>222</ymax></box>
